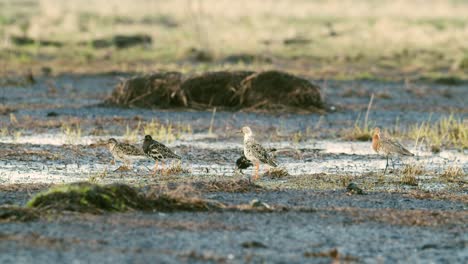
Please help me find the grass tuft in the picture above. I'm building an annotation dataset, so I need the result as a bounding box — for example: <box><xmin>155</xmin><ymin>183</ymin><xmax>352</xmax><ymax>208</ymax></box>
<box><xmin>440</xmin><ymin>166</ymin><xmax>465</xmax><ymax>182</ymax></box>
<box><xmin>264</xmin><ymin>167</ymin><xmax>290</xmax><ymax>179</ymax></box>
<box><xmin>407</xmin><ymin>114</ymin><xmax>467</xmax><ymax>151</ymax></box>
<box><xmin>161</xmin><ymin>161</ymin><xmax>190</xmax><ymax>175</ymax></box>
<box><xmin>61</xmin><ymin>123</ymin><xmax>82</xmax><ymax>144</ymax></box>
<box><xmin>400</xmin><ymin>164</ymin><xmax>424</xmax><ymax>186</ymax></box>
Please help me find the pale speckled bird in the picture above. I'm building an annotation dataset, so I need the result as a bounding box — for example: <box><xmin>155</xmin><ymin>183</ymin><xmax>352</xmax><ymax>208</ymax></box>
<box><xmin>241</xmin><ymin>126</ymin><xmax>278</xmax><ymax>180</ymax></box>
<box><xmin>372</xmin><ymin>127</ymin><xmax>414</xmax><ymax>174</ymax></box>
<box><xmin>107</xmin><ymin>138</ymin><xmax>146</xmax><ymax>171</ymax></box>
<box><xmin>142</xmin><ymin>135</ymin><xmax>181</xmax><ymax>174</ymax></box>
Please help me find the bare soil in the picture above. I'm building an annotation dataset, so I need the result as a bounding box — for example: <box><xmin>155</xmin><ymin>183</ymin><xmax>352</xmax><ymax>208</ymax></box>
<box><xmin>0</xmin><ymin>74</ymin><xmax>466</xmax><ymax>263</ymax></box>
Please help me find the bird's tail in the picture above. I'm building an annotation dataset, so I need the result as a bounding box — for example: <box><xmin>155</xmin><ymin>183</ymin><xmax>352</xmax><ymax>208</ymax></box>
<box><xmin>401</xmin><ymin>149</ymin><xmax>414</xmax><ymax>156</ymax></box>
<box><xmin>268</xmin><ymin>159</ymin><xmax>278</xmax><ymax>168</ymax></box>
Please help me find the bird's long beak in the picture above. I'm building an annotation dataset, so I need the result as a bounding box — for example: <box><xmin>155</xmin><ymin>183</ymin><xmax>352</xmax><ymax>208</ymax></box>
<box><xmin>236</xmin><ymin>130</ymin><xmax>242</xmax><ymax>134</ymax></box>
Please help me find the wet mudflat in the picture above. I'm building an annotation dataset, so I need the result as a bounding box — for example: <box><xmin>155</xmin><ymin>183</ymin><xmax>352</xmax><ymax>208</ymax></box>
<box><xmin>0</xmin><ymin>74</ymin><xmax>467</xmax><ymax>263</ymax></box>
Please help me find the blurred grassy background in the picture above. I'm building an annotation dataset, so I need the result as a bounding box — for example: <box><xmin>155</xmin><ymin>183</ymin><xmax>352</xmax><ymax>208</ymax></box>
<box><xmin>0</xmin><ymin>0</ymin><xmax>467</xmax><ymax>80</ymax></box>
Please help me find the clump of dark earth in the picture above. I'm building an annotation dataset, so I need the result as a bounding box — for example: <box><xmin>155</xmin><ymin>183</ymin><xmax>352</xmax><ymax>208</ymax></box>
<box><xmin>239</xmin><ymin>70</ymin><xmax>323</xmax><ymax>110</ymax></box>
<box><xmin>181</xmin><ymin>71</ymin><xmax>254</xmax><ymax>108</ymax></box>
<box><xmin>221</xmin><ymin>53</ymin><xmax>272</xmax><ymax>64</ymax></box>
<box><xmin>11</xmin><ymin>36</ymin><xmax>63</xmax><ymax>47</ymax></box>
<box><xmin>241</xmin><ymin>241</ymin><xmax>268</xmax><ymax>248</ymax></box>
<box><xmin>106</xmin><ymin>72</ymin><xmax>184</xmax><ymax>108</ymax></box>
<box><xmin>85</xmin><ymin>34</ymin><xmax>152</xmax><ymax>49</ymax></box>
<box><xmin>432</xmin><ymin>76</ymin><xmax>464</xmax><ymax>85</ymax></box>
<box><xmin>46</xmin><ymin>111</ymin><xmax>59</xmax><ymax>117</ymax></box>
<box><xmin>106</xmin><ymin>70</ymin><xmax>324</xmax><ymax>112</ymax></box>
<box><xmin>283</xmin><ymin>36</ymin><xmax>311</xmax><ymax>45</ymax></box>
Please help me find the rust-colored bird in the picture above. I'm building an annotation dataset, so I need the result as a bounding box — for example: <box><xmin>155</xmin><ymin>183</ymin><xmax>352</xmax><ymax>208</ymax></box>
<box><xmin>372</xmin><ymin>127</ymin><xmax>414</xmax><ymax>174</ymax></box>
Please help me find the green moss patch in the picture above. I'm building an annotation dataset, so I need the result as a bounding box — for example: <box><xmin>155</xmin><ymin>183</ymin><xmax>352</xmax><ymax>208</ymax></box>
<box><xmin>27</xmin><ymin>182</ymin><xmax>150</xmax><ymax>213</ymax></box>
<box><xmin>27</xmin><ymin>182</ymin><xmax>225</xmax><ymax>214</ymax></box>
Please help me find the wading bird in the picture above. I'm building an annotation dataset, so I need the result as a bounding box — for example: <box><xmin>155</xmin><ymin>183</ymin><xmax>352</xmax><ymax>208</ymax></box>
<box><xmin>107</xmin><ymin>138</ymin><xmax>146</xmax><ymax>171</ymax></box>
<box><xmin>240</xmin><ymin>126</ymin><xmax>278</xmax><ymax>180</ymax></box>
<box><xmin>372</xmin><ymin>127</ymin><xmax>414</xmax><ymax>174</ymax></box>
<box><xmin>142</xmin><ymin>135</ymin><xmax>181</xmax><ymax>174</ymax></box>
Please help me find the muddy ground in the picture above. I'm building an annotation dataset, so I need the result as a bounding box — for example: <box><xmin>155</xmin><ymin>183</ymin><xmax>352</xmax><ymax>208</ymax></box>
<box><xmin>0</xmin><ymin>74</ymin><xmax>467</xmax><ymax>263</ymax></box>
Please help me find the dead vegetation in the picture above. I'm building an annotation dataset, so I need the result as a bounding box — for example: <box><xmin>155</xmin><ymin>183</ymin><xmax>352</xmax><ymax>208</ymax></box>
<box><xmin>105</xmin><ymin>70</ymin><xmax>323</xmax><ymax>112</ymax></box>
<box><xmin>160</xmin><ymin>162</ymin><xmax>191</xmax><ymax>176</ymax></box>
<box><xmin>440</xmin><ymin>166</ymin><xmax>465</xmax><ymax>182</ymax></box>
<box><xmin>0</xmin><ymin>206</ymin><xmax>40</xmax><ymax>222</ymax></box>
<box><xmin>264</xmin><ymin>167</ymin><xmax>290</xmax><ymax>179</ymax></box>
<box><xmin>304</xmin><ymin>248</ymin><xmax>359</xmax><ymax>262</ymax></box>
<box><xmin>400</xmin><ymin>164</ymin><xmax>425</xmax><ymax>186</ymax></box>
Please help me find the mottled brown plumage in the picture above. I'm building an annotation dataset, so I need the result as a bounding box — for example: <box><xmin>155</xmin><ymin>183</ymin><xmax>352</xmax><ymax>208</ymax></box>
<box><xmin>107</xmin><ymin>138</ymin><xmax>145</xmax><ymax>170</ymax></box>
<box><xmin>241</xmin><ymin>126</ymin><xmax>278</xmax><ymax>180</ymax></box>
<box><xmin>372</xmin><ymin>127</ymin><xmax>414</xmax><ymax>174</ymax></box>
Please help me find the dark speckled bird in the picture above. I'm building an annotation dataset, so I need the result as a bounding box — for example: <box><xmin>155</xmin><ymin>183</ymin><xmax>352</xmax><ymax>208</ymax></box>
<box><xmin>142</xmin><ymin>135</ymin><xmax>181</xmax><ymax>173</ymax></box>
<box><xmin>236</xmin><ymin>155</ymin><xmax>253</xmax><ymax>173</ymax></box>
<box><xmin>107</xmin><ymin>138</ymin><xmax>145</xmax><ymax>171</ymax></box>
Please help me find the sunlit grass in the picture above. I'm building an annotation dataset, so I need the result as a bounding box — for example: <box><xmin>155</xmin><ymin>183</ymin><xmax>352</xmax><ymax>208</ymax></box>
<box><xmin>1</xmin><ymin>0</ymin><xmax>467</xmax><ymax>79</ymax></box>
<box><xmin>61</xmin><ymin>123</ymin><xmax>82</xmax><ymax>144</ymax></box>
<box><xmin>407</xmin><ymin>114</ymin><xmax>467</xmax><ymax>151</ymax></box>
<box><xmin>440</xmin><ymin>166</ymin><xmax>465</xmax><ymax>183</ymax></box>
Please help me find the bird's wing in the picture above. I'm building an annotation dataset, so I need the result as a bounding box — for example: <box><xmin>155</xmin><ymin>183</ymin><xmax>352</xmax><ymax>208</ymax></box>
<box><xmin>251</xmin><ymin>142</ymin><xmax>278</xmax><ymax>167</ymax></box>
<box><xmin>381</xmin><ymin>138</ymin><xmax>413</xmax><ymax>156</ymax></box>
<box><xmin>149</xmin><ymin>141</ymin><xmax>181</xmax><ymax>159</ymax></box>
<box><xmin>120</xmin><ymin>143</ymin><xmax>145</xmax><ymax>156</ymax></box>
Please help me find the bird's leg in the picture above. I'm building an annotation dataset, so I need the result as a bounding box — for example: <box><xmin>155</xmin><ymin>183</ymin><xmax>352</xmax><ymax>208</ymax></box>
<box><xmin>384</xmin><ymin>156</ymin><xmax>389</xmax><ymax>175</ymax></box>
<box><xmin>391</xmin><ymin>157</ymin><xmax>395</xmax><ymax>172</ymax></box>
<box><xmin>253</xmin><ymin>163</ymin><xmax>260</xmax><ymax>181</ymax></box>
<box><xmin>152</xmin><ymin>160</ymin><xmax>159</xmax><ymax>175</ymax></box>
<box><xmin>114</xmin><ymin>165</ymin><xmax>130</xmax><ymax>172</ymax></box>
<box><xmin>124</xmin><ymin>160</ymin><xmax>132</xmax><ymax>170</ymax></box>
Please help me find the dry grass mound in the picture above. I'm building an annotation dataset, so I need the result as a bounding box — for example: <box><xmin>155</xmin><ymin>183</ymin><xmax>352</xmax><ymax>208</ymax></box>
<box><xmin>106</xmin><ymin>72</ymin><xmax>184</xmax><ymax>108</ymax></box>
<box><xmin>106</xmin><ymin>70</ymin><xmax>324</xmax><ymax>112</ymax></box>
<box><xmin>239</xmin><ymin>70</ymin><xmax>323</xmax><ymax>111</ymax></box>
<box><xmin>181</xmin><ymin>71</ymin><xmax>254</xmax><ymax>108</ymax></box>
